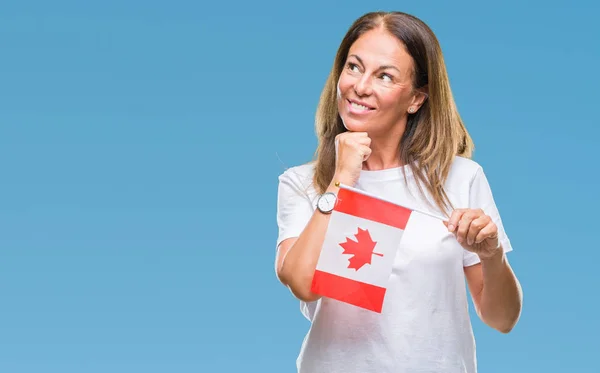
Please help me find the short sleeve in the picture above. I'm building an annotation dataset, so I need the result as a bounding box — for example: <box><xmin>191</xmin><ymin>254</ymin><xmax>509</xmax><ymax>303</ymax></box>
<box><xmin>463</xmin><ymin>166</ymin><xmax>513</xmax><ymax>267</ymax></box>
<box><xmin>276</xmin><ymin>168</ymin><xmax>316</xmax><ymax>250</ymax></box>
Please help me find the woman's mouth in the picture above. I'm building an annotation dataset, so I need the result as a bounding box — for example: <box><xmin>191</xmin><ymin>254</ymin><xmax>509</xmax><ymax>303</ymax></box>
<box><xmin>347</xmin><ymin>99</ymin><xmax>375</xmax><ymax>114</ymax></box>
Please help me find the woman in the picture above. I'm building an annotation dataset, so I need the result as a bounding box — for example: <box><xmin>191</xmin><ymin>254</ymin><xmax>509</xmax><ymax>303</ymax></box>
<box><xmin>275</xmin><ymin>11</ymin><xmax>523</xmax><ymax>373</ymax></box>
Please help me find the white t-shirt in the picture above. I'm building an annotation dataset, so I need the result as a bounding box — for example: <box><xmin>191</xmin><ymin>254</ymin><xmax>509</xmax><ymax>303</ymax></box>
<box><xmin>275</xmin><ymin>156</ymin><xmax>513</xmax><ymax>373</ymax></box>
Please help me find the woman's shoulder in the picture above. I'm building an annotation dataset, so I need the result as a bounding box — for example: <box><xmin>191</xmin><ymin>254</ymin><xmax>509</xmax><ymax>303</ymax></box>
<box><xmin>279</xmin><ymin>161</ymin><xmax>315</xmax><ymax>178</ymax></box>
<box><xmin>449</xmin><ymin>155</ymin><xmax>482</xmax><ymax>173</ymax></box>
<box><xmin>445</xmin><ymin>155</ymin><xmax>485</xmax><ymax>188</ymax></box>
<box><xmin>279</xmin><ymin>161</ymin><xmax>316</xmax><ymax>183</ymax></box>
<box><xmin>277</xmin><ymin>161</ymin><xmax>318</xmax><ymax>198</ymax></box>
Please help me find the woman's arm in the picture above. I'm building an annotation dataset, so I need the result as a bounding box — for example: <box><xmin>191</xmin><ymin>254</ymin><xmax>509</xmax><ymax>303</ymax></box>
<box><xmin>450</xmin><ymin>165</ymin><xmax>523</xmax><ymax>333</ymax></box>
<box><xmin>465</xmin><ymin>251</ymin><xmax>523</xmax><ymax>333</ymax></box>
<box><xmin>276</xmin><ymin>180</ymin><xmax>340</xmax><ymax>302</ymax></box>
<box><xmin>275</xmin><ymin>131</ymin><xmax>372</xmax><ymax>302</ymax></box>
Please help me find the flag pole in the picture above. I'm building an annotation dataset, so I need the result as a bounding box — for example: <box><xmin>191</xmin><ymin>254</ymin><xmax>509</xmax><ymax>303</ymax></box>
<box><xmin>335</xmin><ymin>182</ymin><xmax>448</xmax><ymax>222</ymax></box>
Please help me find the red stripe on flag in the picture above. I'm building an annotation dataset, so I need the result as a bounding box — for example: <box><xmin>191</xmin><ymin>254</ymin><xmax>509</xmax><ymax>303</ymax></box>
<box><xmin>334</xmin><ymin>187</ymin><xmax>412</xmax><ymax>230</ymax></box>
<box><xmin>311</xmin><ymin>269</ymin><xmax>386</xmax><ymax>313</ymax></box>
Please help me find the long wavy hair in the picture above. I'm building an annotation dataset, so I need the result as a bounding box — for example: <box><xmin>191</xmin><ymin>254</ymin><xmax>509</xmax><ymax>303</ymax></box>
<box><xmin>312</xmin><ymin>11</ymin><xmax>474</xmax><ymax>217</ymax></box>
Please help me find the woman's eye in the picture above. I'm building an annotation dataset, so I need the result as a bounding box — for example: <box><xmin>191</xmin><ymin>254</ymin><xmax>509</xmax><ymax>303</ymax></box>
<box><xmin>381</xmin><ymin>74</ymin><xmax>392</xmax><ymax>82</ymax></box>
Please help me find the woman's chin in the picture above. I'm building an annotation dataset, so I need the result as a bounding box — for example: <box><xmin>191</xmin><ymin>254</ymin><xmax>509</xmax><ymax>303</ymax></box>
<box><xmin>341</xmin><ymin>118</ymin><xmax>370</xmax><ymax>132</ymax></box>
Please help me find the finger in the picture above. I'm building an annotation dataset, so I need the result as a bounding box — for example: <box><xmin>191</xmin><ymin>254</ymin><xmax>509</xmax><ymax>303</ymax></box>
<box><xmin>475</xmin><ymin>222</ymin><xmax>498</xmax><ymax>244</ymax></box>
<box><xmin>446</xmin><ymin>209</ymin><xmax>466</xmax><ymax>232</ymax></box>
<box><xmin>359</xmin><ymin>145</ymin><xmax>372</xmax><ymax>161</ymax></box>
<box><xmin>338</xmin><ymin>136</ymin><xmax>366</xmax><ymax>153</ymax></box>
<box><xmin>355</xmin><ymin>136</ymin><xmax>372</xmax><ymax>147</ymax></box>
<box><xmin>339</xmin><ymin>132</ymin><xmax>369</xmax><ymax>146</ymax></box>
<box><xmin>467</xmin><ymin>215</ymin><xmax>489</xmax><ymax>245</ymax></box>
<box><xmin>337</xmin><ymin>133</ymin><xmax>353</xmax><ymax>146</ymax></box>
<box><xmin>456</xmin><ymin>210</ymin><xmax>478</xmax><ymax>244</ymax></box>
<box><xmin>339</xmin><ymin>131</ymin><xmax>367</xmax><ymax>141</ymax></box>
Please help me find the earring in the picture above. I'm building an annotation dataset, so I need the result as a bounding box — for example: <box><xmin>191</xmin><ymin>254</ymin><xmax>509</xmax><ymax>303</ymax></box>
<box><xmin>408</xmin><ymin>107</ymin><xmax>415</xmax><ymax>113</ymax></box>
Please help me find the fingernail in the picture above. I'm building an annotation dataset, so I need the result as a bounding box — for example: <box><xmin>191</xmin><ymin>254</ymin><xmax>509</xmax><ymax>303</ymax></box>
<box><xmin>468</xmin><ymin>239</ymin><xmax>473</xmax><ymax>245</ymax></box>
<box><xmin>448</xmin><ymin>224</ymin><xmax>454</xmax><ymax>231</ymax></box>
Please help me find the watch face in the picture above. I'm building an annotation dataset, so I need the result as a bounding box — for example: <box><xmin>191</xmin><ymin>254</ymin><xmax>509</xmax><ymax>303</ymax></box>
<box><xmin>318</xmin><ymin>192</ymin><xmax>337</xmax><ymax>212</ymax></box>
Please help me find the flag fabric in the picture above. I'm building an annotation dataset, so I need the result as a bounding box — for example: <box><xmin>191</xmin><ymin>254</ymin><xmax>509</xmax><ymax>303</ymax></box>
<box><xmin>311</xmin><ymin>185</ymin><xmax>413</xmax><ymax>313</ymax></box>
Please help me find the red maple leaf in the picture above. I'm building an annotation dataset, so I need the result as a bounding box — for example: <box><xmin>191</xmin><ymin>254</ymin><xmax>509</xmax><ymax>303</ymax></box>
<box><xmin>339</xmin><ymin>227</ymin><xmax>383</xmax><ymax>271</ymax></box>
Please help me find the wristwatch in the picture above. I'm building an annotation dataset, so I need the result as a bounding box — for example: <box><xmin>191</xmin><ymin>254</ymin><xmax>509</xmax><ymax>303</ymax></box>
<box><xmin>317</xmin><ymin>192</ymin><xmax>337</xmax><ymax>214</ymax></box>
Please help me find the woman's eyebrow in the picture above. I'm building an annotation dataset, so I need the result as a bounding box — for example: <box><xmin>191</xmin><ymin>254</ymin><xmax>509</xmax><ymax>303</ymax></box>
<box><xmin>348</xmin><ymin>54</ymin><xmax>401</xmax><ymax>73</ymax></box>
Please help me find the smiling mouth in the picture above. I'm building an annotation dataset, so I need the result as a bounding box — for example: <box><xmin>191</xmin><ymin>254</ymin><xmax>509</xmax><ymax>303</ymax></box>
<box><xmin>347</xmin><ymin>99</ymin><xmax>375</xmax><ymax>112</ymax></box>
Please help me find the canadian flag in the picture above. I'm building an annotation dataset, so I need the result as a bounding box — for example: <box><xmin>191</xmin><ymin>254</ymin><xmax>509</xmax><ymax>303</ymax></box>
<box><xmin>311</xmin><ymin>184</ymin><xmax>413</xmax><ymax>313</ymax></box>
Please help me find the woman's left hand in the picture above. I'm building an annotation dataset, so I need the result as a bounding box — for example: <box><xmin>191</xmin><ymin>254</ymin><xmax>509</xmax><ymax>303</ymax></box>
<box><xmin>444</xmin><ymin>208</ymin><xmax>501</xmax><ymax>260</ymax></box>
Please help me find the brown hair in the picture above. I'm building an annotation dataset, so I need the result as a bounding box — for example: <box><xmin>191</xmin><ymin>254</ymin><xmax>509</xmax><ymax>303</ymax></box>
<box><xmin>312</xmin><ymin>11</ymin><xmax>474</xmax><ymax>216</ymax></box>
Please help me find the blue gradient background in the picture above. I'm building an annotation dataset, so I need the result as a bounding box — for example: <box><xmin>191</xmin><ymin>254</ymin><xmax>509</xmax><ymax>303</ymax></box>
<box><xmin>1</xmin><ymin>1</ymin><xmax>598</xmax><ymax>372</ymax></box>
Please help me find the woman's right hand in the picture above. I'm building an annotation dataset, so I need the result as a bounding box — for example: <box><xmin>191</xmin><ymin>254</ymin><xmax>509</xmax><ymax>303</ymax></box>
<box><xmin>333</xmin><ymin>132</ymin><xmax>372</xmax><ymax>187</ymax></box>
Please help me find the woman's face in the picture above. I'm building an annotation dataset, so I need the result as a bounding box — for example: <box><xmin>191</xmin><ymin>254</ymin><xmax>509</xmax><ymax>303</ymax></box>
<box><xmin>337</xmin><ymin>27</ymin><xmax>423</xmax><ymax>136</ymax></box>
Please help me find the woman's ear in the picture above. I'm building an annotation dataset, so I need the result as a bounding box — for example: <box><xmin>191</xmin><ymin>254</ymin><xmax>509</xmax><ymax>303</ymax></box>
<box><xmin>413</xmin><ymin>85</ymin><xmax>429</xmax><ymax>109</ymax></box>
<box><xmin>407</xmin><ymin>86</ymin><xmax>429</xmax><ymax>114</ymax></box>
